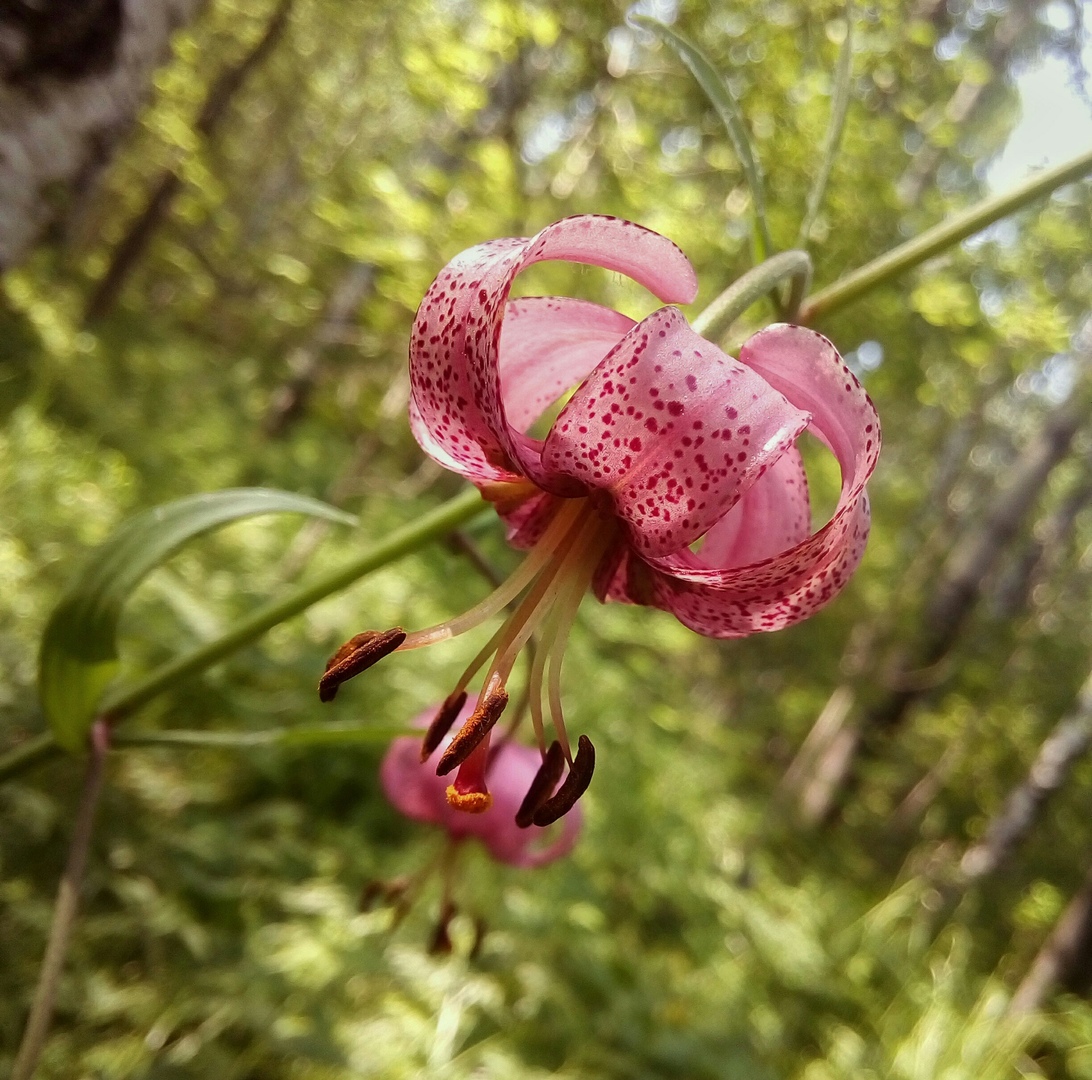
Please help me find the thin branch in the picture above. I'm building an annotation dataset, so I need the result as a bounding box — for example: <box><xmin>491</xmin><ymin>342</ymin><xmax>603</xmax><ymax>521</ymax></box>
<box><xmin>83</xmin><ymin>0</ymin><xmax>295</xmax><ymax>324</ymax></box>
<box><xmin>1010</xmin><ymin>859</ymin><xmax>1092</xmax><ymax>1015</ymax></box>
<box><xmin>264</xmin><ymin>261</ymin><xmax>375</xmax><ymax>436</ymax></box>
<box><xmin>12</xmin><ymin>721</ymin><xmax>110</xmax><ymax>1080</ymax></box>
<box><xmin>799</xmin><ymin>147</ymin><xmax>1092</xmax><ymax>323</ymax></box>
<box><xmin>961</xmin><ymin>666</ymin><xmax>1092</xmax><ymax>882</ymax></box>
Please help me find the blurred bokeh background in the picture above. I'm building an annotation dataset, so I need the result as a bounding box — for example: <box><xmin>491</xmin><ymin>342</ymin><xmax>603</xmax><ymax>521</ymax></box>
<box><xmin>2</xmin><ymin>0</ymin><xmax>1092</xmax><ymax>1075</ymax></box>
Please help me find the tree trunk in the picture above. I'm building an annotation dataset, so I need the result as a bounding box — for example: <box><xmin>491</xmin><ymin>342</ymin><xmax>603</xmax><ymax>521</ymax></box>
<box><xmin>83</xmin><ymin>0</ymin><xmax>294</xmax><ymax>323</ymax></box>
<box><xmin>961</xmin><ymin>666</ymin><xmax>1092</xmax><ymax>882</ymax></box>
<box><xmin>0</xmin><ymin>0</ymin><xmax>203</xmax><ymax>270</ymax></box>
<box><xmin>797</xmin><ymin>358</ymin><xmax>1092</xmax><ymax>825</ymax></box>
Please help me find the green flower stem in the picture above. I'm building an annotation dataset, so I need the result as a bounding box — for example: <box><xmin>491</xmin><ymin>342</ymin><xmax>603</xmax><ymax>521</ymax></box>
<box><xmin>691</xmin><ymin>250</ymin><xmax>813</xmax><ymax>343</ymax></box>
<box><xmin>12</xmin><ymin>721</ymin><xmax>110</xmax><ymax>1080</ymax></box>
<box><xmin>111</xmin><ymin>723</ymin><xmax>420</xmax><ymax>749</ymax></box>
<box><xmin>799</xmin><ymin>147</ymin><xmax>1092</xmax><ymax>323</ymax></box>
<box><xmin>0</xmin><ymin>487</ymin><xmax>484</xmax><ymax>783</ymax></box>
<box><xmin>102</xmin><ymin>486</ymin><xmax>484</xmax><ymax>722</ymax></box>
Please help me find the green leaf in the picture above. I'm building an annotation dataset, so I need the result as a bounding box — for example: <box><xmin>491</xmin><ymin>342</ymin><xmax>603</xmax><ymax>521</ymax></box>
<box><xmin>39</xmin><ymin>488</ymin><xmax>357</xmax><ymax>752</ymax></box>
<box><xmin>632</xmin><ymin>15</ymin><xmax>772</xmax><ymax>261</ymax></box>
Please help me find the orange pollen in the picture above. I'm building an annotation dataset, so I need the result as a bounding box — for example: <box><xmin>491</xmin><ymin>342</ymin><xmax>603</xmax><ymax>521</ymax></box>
<box><xmin>445</xmin><ymin>787</ymin><xmax>493</xmax><ymax>814</ymax></box>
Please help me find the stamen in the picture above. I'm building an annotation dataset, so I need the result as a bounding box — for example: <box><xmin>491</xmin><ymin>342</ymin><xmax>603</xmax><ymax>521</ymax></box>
<box><xmin>532</xmin><ymin>734</ymin><xmax>595</xmax><ymax>826</ymax></box>
<box><xmin>515</xmin><ymin>741</ymin><xmax>565</xmax><ymax>828</ymax></box>
<box><xmin>318</xmin><ymin>627</ymin><xmax>406</xmax><ymax>702</ymax></box>
<box><xmin>400</xmin><ymin>499</ymin><xmax>586</xmax><ymax>651</ymax></box>
<box><xmin>435</xmin><ymin>682</ymin><xmax>509</xmax><ymax>776</ymax></box>
<box><xmin>420</xmin><ymin>690</ymin><xmax>467</xmax><ymax>762</ymax></box>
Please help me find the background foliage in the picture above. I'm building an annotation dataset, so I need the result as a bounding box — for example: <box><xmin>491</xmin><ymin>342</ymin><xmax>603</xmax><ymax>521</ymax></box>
<box><xmin>2</xmin><ymin>0</ymin><xmax>1092</xmax><ymax>1075</ymax></box>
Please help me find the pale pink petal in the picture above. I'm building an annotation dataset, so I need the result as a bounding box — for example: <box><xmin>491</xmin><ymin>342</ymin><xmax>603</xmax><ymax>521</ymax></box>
<box><xmin>623</xmin><ymin>325</ymin><xmax>880</xmax><ymax>637</ymax></box>
<box><xmin>517</xmin><ymin>215</ymin><xmax>698</xmax><ymax>306</ymax></box>
<box><xmin>698</xmin><ymin>445</ymin><xmax>810</xmax><ymax>568</ymax></box>
<box><xmin>409</xmin><ymin>217</ymin><xmax>697</xmax><ymax>491</ymax></box>
<box><xmin>498</xmin><ymin>297</ymin><xmax>634</xmax><ymax>433</ymax></box>
<box><xmin>541</xmin><ymin>307</ymin><xmax>810</xmax><ymax>559</ymax></box>
<box><xmin>380</xmin><ymin>736</ymin><xmax>447</xmax><ymax>825</ymax></box>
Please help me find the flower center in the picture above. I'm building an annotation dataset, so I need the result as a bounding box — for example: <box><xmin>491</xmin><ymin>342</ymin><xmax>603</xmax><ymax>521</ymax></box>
<box><xmin>319</xmin><ymin>496</ymin><xmax>618</xmax><ymax>821</ymax></box>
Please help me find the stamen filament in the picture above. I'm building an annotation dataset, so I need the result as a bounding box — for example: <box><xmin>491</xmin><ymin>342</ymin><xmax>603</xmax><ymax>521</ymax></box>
<box><xmin>544</xmin><ymin>518</ymin><xmax>616</xmax><ymax>761</ymax></box>
<box><xmin>399</xmin><ymin>499</ymin><xmax>586</xmax><ymax>650</ymax></box>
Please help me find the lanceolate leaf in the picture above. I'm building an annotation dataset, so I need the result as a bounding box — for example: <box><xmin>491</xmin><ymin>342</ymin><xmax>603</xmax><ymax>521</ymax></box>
<box><xmin>39</xmin><ymin>488</ymin><xmax>356</xmax><ymax>752</ymax></box>
<box><xmin>632</xmin><ymin>15</ymin><xmax>772</xmax><ymax>260</ymax></box>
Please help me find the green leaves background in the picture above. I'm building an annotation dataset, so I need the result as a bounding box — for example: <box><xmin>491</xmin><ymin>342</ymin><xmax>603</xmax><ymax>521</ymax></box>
<box><xmin>2</xmin><ymin>0</ymin><xmax>1092</xmax><ymax>1076</ymax></box>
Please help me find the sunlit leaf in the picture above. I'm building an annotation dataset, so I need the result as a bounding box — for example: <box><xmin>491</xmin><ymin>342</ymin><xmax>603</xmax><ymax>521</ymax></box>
<box><xmin>631</xmin><ymin>14</ymin><xmax>772</xmax><ymax>260</ymax></box>
<box><xmin>38</xmin><ymin>489</ymin><xmax>356</xmax><ymax>751</ymax></box>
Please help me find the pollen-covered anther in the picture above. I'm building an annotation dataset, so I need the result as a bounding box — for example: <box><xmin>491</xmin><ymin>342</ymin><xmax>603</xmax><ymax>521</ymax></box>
<box><xmin>435</xmin><ymin>686</ymin><xmax>509</xmax><ymax>776</ymax></box>
<box><xmin>532</xmin><ymin>734</ymin><xmax>595</xmax><ymax>826</ymax></box>
<box><xmin>318</xmin><ymin>627</ymin><xmax>406</xmax><ymax>702</ymax></box>
<box><xmin>420</xmin><ymin>690</ymin><xmax>468</xmax><ymax>762</ymax></box>
<box><xmin>515</xmin><ymin>741</ymin><xmax>565</xmax><ymax>829</ymax></box>
<box><xmin>445</xmin><ymin>785</ymin><xmax>493</xmax><ymax>814</ymax></box>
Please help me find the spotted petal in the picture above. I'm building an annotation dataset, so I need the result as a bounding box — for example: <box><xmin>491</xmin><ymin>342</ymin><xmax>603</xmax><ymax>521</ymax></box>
<box><xmin>542</xmin><ymin>307</ymin><xmax>811</xmax><ymax>559</ymax></box>
<box><xmin>408</xmin><ymin>216</ymin><xmax>697</xmax><ymax>489</ymax></box>
<box><xmin>634</xmin><ymin>324</ymin><xmax>880</xmax><ymax>637</ymax></box>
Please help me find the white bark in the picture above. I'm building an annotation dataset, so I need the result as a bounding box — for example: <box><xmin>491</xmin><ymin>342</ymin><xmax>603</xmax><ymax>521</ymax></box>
<box><xmin>0</xmin><ymin>0</ymin><xmax>202</xmax><ymax>269</ymax></box>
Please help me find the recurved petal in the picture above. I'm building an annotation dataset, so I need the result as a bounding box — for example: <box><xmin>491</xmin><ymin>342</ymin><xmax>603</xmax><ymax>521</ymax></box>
<box><xmin>644</xmin><ymin>493</ymin><xmax>871</xmax><ymax>636</ymax></box>
<box><xmin>409</xmin><ymin>237</ymin><xmax>527</xmax><ymax>484</ymax></box>
<box><xmin>498</xmin><ymin>297</ymin><xmax>635</xmax><ymax>433</ymax></box>
<box><xmin>541</xmin><ymin>307</ymin><xmax>811</xmax><ymax>559</ymax></box>
<box><xmin>738</xmin><ymin>323</ymin><xmax>880</xmax><ymax>496</ymax></box>
<box><xmin>409</xmin><ymin>217</ymin><xmax>698</xmax><ymax>492</ymax></box>
<box><xmin>635</xmin><ymin>324</ymin><xmax>880</xmax><ymax>637</ymax></box>
<box><xmin>697</xmin><ymin>444</ymin><xmax>811</xmax><ymax>568</ymax></box>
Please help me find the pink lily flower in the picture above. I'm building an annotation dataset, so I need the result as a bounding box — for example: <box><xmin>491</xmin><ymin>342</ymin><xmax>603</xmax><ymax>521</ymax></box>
<box><xmin>381</xmin><ymin>697</ymin><xmax>582</xmax><ymax>869</ymax></box>
<box><xmin>322</xmin><ymin>215</ymin><xmax>880</xmax><ymax>828</ymax></box>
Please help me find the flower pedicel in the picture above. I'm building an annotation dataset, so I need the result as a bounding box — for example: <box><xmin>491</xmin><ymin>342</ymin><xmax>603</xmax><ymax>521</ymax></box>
<box><xmin>321</xmin><ymin>215</ymin><xmax>880</xmax><ymax>827</ymax></box>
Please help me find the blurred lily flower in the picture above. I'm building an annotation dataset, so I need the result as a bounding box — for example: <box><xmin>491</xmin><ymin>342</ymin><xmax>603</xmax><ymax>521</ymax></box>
<box><xmin>381</xmin><ymin>696</ymin><xmax>582</xmax><ymax>869</ymax></box>
<box><xmin>322</xmin><ymin>215</ymin><xmax>880</xmax><ymax>826</ymax></box>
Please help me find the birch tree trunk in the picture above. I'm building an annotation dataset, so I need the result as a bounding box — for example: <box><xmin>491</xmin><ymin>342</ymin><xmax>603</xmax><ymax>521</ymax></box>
<box><xmin>0</xmin><ymin>0</ymin><xmax>203</xmax><ymax>270</ymax></box>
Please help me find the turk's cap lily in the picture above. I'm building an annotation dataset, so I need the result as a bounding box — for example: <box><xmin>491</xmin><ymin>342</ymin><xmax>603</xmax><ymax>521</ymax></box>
<box><xmin>380</xmin><ymin>696</ymin><xmax>583</xmax><ymax>869</ymax></box>
<box><xmin>409</xmin><ymin>214</ymin><xmax>880</xmax><ymax>637</ymax></box>
<box><xmin>324</xmin><ymin>214</ymin><xmax>880</xmax><ymax>829</ymax></box>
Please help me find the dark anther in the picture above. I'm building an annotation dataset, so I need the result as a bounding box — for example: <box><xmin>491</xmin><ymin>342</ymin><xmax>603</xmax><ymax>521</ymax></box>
<box><xmin>318</xmin><ymin>627</ymin><xmax>405</xmax><ymax>702</ymax></box>
<box><xmin>532</xmin><ymin>734</ymin><xmax>595</xmax><ymax>826</ymax></box>
<box><xmin>420</xmin><ymin>690</ymin><xmax>468</xmax><ymax>762</ymax></box>
<box><xmin>435</xmin><ymin>687</ymin><xmax>509</xmax><ymax>776</ymax></box>
<box><xmin>515</xmin><ymin>741</ymin><xmax>565</xmax><ymax>828</ymax></box>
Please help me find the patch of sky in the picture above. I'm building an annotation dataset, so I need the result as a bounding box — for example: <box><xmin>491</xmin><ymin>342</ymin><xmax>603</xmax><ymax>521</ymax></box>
<box><xmin>521</xmin><ymin>111</ymin><xmax>573</xmax><ymax>166</ymax></box>
<box><xmin>845</xmin><ymin>340</ymin><xmax>884</xmax><ymax>378</ymax></box>
<box><xmin>1015</xmin><ymin>352</ymin><xmax>1078</xmax><ymax>404</ymax></box>
<box><xmin>627</xmin><ymin>0</ymin><xmax>678</xmax><ymax>25</ymax></box>
<box><xmin>986</xmin><ymin>1</ymin><xmax>1092</xmax><ymax>190</ymax></box>
<box><xmin>661</xmin><ymin>126</ymin><xmax>701</xmax><ymax>157</ymax></box>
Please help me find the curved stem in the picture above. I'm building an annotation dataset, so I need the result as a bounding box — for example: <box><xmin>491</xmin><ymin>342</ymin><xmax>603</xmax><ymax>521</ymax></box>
<box><xmin>799</xmin><ymin>147</ymin><xmax>1092</xmax><ymax>323</ymax></box>
<box><xmin>0</xmin><ymin>487</ymin><xmax>484</xmax><ymax>784</ymax></box>
<box><xmin>691</xmin><ymin>250</ymin><xmax>813</xmax><ymax>342</ymax></box>
<box><xmin>12</xmin><ymin>721</ymin><xmax>110</xmax><ymax>1080</ymax></box>
<box><xmin>111</xmin><ymin>723</ymin><xmax>419</xmax><ymax>749</ymax></box>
